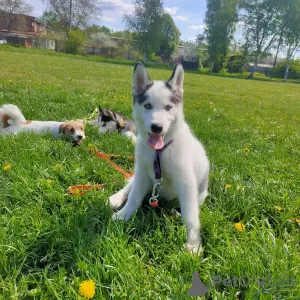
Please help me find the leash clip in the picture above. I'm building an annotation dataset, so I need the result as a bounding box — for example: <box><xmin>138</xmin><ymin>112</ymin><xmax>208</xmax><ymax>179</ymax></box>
<box><xmin>149</xmin><ymin>180</ymin><xmax>162</xmax><ymax>208</ymax></box>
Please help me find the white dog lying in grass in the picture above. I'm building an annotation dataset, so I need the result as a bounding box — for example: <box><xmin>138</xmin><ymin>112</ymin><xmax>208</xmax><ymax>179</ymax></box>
<box><xmin>109</xmin><ymin>63</ymin><xmax>210</xmax><ymax>254</ymax></box>
<box><xmin>0</xmin><ymin>104</ymin><xmax>85</xmax><ymax>146</ymax></box>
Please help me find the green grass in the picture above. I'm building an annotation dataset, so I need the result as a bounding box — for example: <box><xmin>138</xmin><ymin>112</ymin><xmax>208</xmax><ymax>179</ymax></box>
<box><xmin>0</xmin><ymin>48</ymin><xmax>299</xmax><ymax>299</ymax></box>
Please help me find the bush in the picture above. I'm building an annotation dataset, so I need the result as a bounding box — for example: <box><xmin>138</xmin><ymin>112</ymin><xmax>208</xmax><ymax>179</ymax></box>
<box><xmin>274</xmin><ymin>59</ymin><xmax>300</xmax><ymax>79</ymax></box>
<box><xmin>149</xmin><ymin>53</ymin><xmax>163</xmax><ymax>63</ymax></box>
<box><xmin>227</xmin><ymin>55</ymin><xmax>247</xmax><ymax>74</ymax></box>
<box><xmin>64</xmin><ymin>30</ymin><xmax>86</xmax><ymax>54</ymax></box>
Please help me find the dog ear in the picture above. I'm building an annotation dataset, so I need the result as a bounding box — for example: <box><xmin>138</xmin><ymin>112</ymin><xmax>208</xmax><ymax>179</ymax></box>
<box><xmin>59</xmin><ymin>123</ymin><xmax>66</xmax><ymax>134</ymax></box>
<box><xmin>98</xmin><ymin>105</ymin><xmax>103</xmax><ymax>114</ymax></box>
<box><xmin>132</xmin><ymin>62</ymin><xmax>152</xmax><ymax>96</ymax></box>
<box><xmin>102</xmin><ymin>108</ymin><xmax>109</xmax><ymax>116</ymax></box>
<box><xmin>167</xmin><ymin>64</ymin><xmax>184</xmax><ymax>90</ymax></box>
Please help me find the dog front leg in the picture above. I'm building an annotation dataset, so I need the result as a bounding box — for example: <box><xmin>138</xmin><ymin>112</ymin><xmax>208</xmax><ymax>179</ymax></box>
<box><xmin>176</xmin><ymin>174</ymin><xmax>202</xmax><ymax>255</ymax></box>
<box><xmin>121</xmin><ymin>130</ymin><xmax>136</xmax><ymax>141</ymax></box>
<box><xmin>112</xmin><ymin>168</ymin><xmax>151</xmax><ymax>221</ymax></box>
<box><xmin>109</xmin><ymin>177</ymin><xmax>134</xmax><ymax>209</ymax></box>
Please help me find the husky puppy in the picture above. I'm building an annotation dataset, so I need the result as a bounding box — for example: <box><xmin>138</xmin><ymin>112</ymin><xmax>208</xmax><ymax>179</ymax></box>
<box><xmin>89</xmin><ymin>105</ymin><xmax>136</xmax><ymax>141</ymax></box>
<box><xmin>0</xmin><ymin>104</ymin><xmax>85</xmax><ymax>146</ymax></box>
<box><xmin>109</xmin><ymin>63</ymin><xmax>210</xmax><ymax>254</ymax></box>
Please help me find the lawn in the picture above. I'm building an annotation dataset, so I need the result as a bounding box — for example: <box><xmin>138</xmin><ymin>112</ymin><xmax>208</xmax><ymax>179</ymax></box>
<box><xmin>0</xmin><ymin>48</ymin><xmax>299</xmax><ymax>299</ymax></box>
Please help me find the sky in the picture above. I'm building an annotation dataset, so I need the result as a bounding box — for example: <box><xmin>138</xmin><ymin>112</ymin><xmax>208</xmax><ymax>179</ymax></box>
<box><xmin>26</xmin><ymin>0</ymin><xmax>207</xmax><ymax>41</ymax></box>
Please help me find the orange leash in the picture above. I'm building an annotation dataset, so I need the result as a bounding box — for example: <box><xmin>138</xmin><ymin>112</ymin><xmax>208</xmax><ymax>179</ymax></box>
<box><xmin>88</xmin><ymin>148</ymin><xmax>134</xmax><ymax>179</ymax></box>
<box><xmin>68</xmin><ymin>148</ymin><xmax>134</xmax><ymax>196</ymax></box>
<box><xmin>68</xmin><ymin>184</ymin><xmax>106</xmax><ymax>196</ymax></box>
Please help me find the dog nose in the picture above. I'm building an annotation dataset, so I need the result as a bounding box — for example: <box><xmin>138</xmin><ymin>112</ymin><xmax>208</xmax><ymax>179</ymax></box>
<box><xmin>151</xmin><ymin>124</ymin><xmax>163</xmax><ymax>133</ymax></box>
<box><xmin>77</xmin><ymin>135</ymin><xmax>83</xmax><ymax>139</ymax></box>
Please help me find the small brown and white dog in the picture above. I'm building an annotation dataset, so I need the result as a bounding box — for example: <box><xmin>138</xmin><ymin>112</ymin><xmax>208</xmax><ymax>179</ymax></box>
<box><xmin>0</xmin><ymin>104</ymin><xmax>85</xmax><ymax>146</ymax></box>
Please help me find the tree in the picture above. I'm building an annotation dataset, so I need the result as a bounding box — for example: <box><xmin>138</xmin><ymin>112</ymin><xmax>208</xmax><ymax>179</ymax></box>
<box><xmin>158</xmin><ymin>13</ymin><xmax>180</xmax><ymax>58</ymax></box>
<box><xmin>38</xmin><ymin>10</ymin><xmax>64</xmax><ymax>31</ymax></box>
<box><xmin>281</xmin><ymin>0</ymin><xmax>300</xmax><ymax>80</ymax></box>
<box><xmin>204</xmin><ymin>0</ymin><xmax>239</xmax><ymax>73</ymax></box>
<box><xmin>64</xmin><ymin>29</ymin><xmax>86</xmax><ymax>54</ymax></box>
<box><xmin>44</xmin><ymin>0</ymin><xmax>101</xmax><ymax>38</ymax></box>
<box><xmin>85</xmin><ymin>24</ymin><xmax>111</xmax><ymax>37</ymax></box>
<box><xmin>112</xmin><ymin>30</ymin><xmax>134</xmax><ymax>40</ymax></box>
<box><xmin>240</xmin><ymin>0</ymin><xmax>283</xmax><ymax>78</ymax></box>
<box><xmin>0</xmin><ymin>0</ymin><xmax>32</xmax><ymax>31</ymax></box>
<box><xmin>124</xmin><ymin>0</ymin><xmax>164</xmax><ymax>62</ymax></box>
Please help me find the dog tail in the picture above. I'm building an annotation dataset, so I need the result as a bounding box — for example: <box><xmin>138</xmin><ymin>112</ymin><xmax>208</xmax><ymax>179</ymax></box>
<box><xmin>0</xmin><ymin>104</ymin><xmax>26</xmax><ymax>129</ymax></box>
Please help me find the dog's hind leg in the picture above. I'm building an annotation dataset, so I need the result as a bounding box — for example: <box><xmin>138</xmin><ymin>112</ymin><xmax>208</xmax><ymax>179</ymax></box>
<box><xmin>198</xmin><ymin>190</ymin><xmax>208</xmax><ymax>206</ymax></box>
<box><xmin>198</xmin><ymin>173</ymin><xmax>209</xmax><ymax>206</ymax></box>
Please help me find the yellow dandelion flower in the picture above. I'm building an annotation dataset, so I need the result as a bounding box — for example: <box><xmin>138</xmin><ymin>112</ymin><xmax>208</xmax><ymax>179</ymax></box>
<box><xmin>88</xmin><ymin>144</ymin><xmax>94</xmax><ymax>149</ymax></box>
<box><xmin>8</xmin><ymin>79</ymin><xmax>12</xmax><ymax>84</ymax></box>
<box><xmin>3</xmin><ymin>163</ymin><xmax>11</xmax><ymax>171</ymax></box>
<box><xmin>234</xmin><ymin>222</ymin><xmax>245</xmax><ymax>231</ymax></box>
<box><xmin>79</xmin><ymin>280</ymin><xmax>95</xmax><ymax>299</ymax></box>
<box><xmin>275</xmin><ymin>206</ymin><xmax>283</xmax><ymax>212</ymax></box>
<box><xmin>225</xmin><ymin>184</ymin><xmax>232</xmax><ymax>189</ymax></box>
<box><xmin>243</xmin><ymin>147</ymin><xmax>250</xmax><ymax>152</ymax></box>
<box><xmin>55</xmin><ymin>164</ymin><xmax>62</xmax><ymax>169</ymax></box>
<box><xmin>46</xmin><ymin>180</ymin><xmax>53</xmax><ymax>184</ymax></box>
<box><xmin>295</xmin><ymin>219</ymin><xmax>300</xmax><ymax>224</ymax></box>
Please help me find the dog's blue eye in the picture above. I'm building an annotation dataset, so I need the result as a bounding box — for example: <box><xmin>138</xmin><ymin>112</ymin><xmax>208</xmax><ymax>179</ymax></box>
<box><xmin>144</xmin><ymin>103</ymin><xmax>152</xmax><ymax>109</ymax></box>
<box><xmin>165</xmin><ymin>105</ymin><xmax>172</xmax><ymax>111</ymax></box>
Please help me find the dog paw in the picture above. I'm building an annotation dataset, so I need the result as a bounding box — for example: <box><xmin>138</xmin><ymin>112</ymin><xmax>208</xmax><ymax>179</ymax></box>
<box><xmin>112</xmin><ymin>210</ymin><xmax>130</xmax><ymax>221</ymax></box>
<box><xmin>186</xmin><ymin>243</ymin><xmax>203</xmax><ymax>255</ymax></box>
<box><xmin>109</xmin><ymin>193</ymin><xmax>126</xmax><ymax>210</ymax></box>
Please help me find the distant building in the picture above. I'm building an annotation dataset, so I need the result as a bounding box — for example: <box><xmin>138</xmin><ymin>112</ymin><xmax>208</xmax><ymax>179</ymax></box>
<box><xmin>0</xmin><ymin>12</ymin><xmax>51</xmax><ymax>35</ymax></box>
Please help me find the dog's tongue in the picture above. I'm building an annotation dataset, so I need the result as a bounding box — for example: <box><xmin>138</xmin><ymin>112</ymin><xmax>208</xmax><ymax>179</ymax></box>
<box><xmin>147</xmin><ymin>134</ymin><xmax>164</xmax><ymax>150</ymax></box>
<box><xmin>73</xmin><ymin>140</ymin><xmax>82</xmax><ymax>147</ymax></box>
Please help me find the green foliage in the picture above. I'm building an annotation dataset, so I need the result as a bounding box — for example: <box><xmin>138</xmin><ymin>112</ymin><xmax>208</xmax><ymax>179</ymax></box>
<box><xmin>85</xmin><ymin>24</ymin><xmax>111</xmax><ymax>37</ymax></box>
<box><xmin>64</xmin><ymin>30</ymin><xmax>86</xmax><ymax>54</ymax></box>
<box><xmin>111</xmin><ymin>30</ymin><xmax>135</xmax><ymax>40</ymax></box>
<box><xmin>38</xmin><ymin>10</ymin><xmax>64</xmax><ymax>31</ymax></box>
<box><xmin>124</xmin><ymin>0</ymin><xmax>164</xmax><ymax>61</ymax></box>
<box><xmin>44</xmin><ymin>0</ymin><xmax>101</xmax><ymax>36</ymax></box>
<box><xmin>148</xmin><ymin>53</ymin><xmax>163</xmax><ymax>63</ymax></box>
<box><xmin>239</xmin><ymin>0</ymin><xmax>284</xmax><ymax>78</ymax></box>
<box><xmin>0</xmin><ymin>47</ymin><xmax>299</xmax><ymax>299</ymax></box>
<box><xmin>157</xmin><ymin>13</ymin><xmax>180</xmax><ymax>59</ymax></box>
<box><xmin>274</xmin><ymin>59</ymin><xmax>300</xmax><ymax>79</ymax></box>
<box><xmin>227</xmin><ymin>55</ymin><xmax>247</xmax><ymax>73</ymax></box>
<box><xmin>281</xmin><ymin>0</ymin><xmax>300</xmax><ymax>80</ymax></box>
<box><xmin>205</xmin><ymin>0</ymin><xmax>239</xmax><ymax>72</ymax></box>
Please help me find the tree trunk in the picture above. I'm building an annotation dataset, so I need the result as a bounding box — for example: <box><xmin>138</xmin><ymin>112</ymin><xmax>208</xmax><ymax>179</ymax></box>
<box><xmin>283</xmin><ymin>45</ymin><xmax>294</xmax><ymax>81</ymax></box>
<box><xmin>210</xmin><ymin>62</ymin><xmax>214</xmax><ymax>73</ymax></box>
<box><xmin>247</xmin><ymin>63</ymin><xmax>257</xmax><ymax>79</ymax></box>
<box><xmin>272</xmin><ymin>32</ymin><xmax>283</xmax><ymax>78</ymax></box>
<box><xmin>284</xmin><ymin>64</ymin><xmax>290</xmax><ymax>81</ymax></box>
<box><xmin>69</xmin><ymin>0</ymin><xmax>72</xmax><ymax>30</ymax></box>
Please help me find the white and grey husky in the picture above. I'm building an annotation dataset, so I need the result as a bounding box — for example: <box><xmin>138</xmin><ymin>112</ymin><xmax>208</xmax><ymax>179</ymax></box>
<box><xmin>109</xmin><ymin>63</ymin><xmax>210</xmax><ymax>254</ymax></box>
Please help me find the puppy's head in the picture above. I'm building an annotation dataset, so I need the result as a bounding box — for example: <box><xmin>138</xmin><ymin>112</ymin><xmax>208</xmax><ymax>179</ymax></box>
<box><xmin>132</xmin><ymin>63</ymin><xmax>184</xmax><ymax>149</ymax></box>
<box><xmin>59</xmin><ymin>121</ymin><xmax>86</xmax><ymax>146</ymax></box>
<box><xmin>97</xmin><ymin>105</ymin><xmax>118</xmax><ymax>133</ymax></box>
